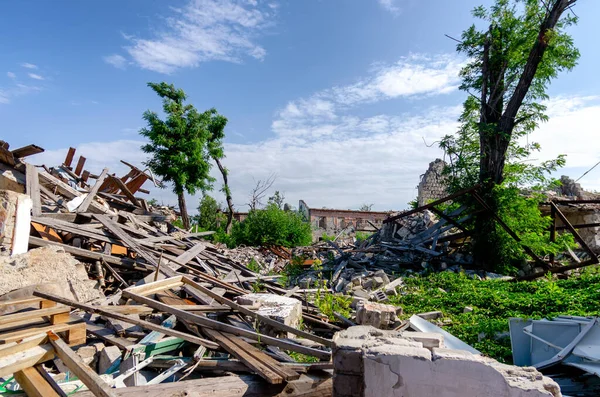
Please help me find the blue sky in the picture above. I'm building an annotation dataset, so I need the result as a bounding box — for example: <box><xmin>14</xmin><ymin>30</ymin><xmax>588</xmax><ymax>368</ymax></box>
<box><xmin>2</xmin><ymin>0</ymin><xmax>599</xmax><ymax>211</ymax></box>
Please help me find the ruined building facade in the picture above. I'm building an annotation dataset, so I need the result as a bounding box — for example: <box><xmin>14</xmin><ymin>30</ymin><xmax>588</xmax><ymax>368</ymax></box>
<box><xmin>416</xmin><ymin>159</ymin><xmax>448</xmax><ymax>206</ymax></box>
<box><xmin>299</xmin><ymin>200</ymin><xmax>393</xmax><ymax>241</ymax></box>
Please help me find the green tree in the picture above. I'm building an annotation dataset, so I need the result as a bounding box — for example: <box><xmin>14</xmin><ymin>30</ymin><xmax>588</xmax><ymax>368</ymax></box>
<box><xmin>195</xmin><ymin>194</ymin><xmax>223</xmax><ymax>231</ymax></box>
<box><xmin>268</xmin><ymin>191</ymin><xmax>285</xmax><ymax>209</ymax></box>
<box><xmin>206</xmin><ymin>112</ymin><xmax>235</xmax><ymax>233</ymax></box>
<box><xmin>444</xmin><ymin>0</ymin><xmax>579</xmax><ymax>270</ymax></box>
<box><xmin>140</xmin><ymin>82</ymin><xmax>215</xmax><ymax>229</ymax></box>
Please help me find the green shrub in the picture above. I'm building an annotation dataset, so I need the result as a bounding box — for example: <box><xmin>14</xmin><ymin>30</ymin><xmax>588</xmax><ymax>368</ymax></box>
<box><xmin>355</xmin><ymin>231</ymin><xmax>372</xmax><ymax>242</ymax></box>
<box><xmin>320</xmin><ymin>232</ymin><xmax>335</xmax><ymax>242</ymax></box>
<box><xmin>230</xmin><ymin>204</ymin><xmax>312</xmax><ymax>248</ymax></box>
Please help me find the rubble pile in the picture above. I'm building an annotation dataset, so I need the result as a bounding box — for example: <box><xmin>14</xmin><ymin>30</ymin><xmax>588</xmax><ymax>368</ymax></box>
<box><xmin>0</xmin><ymin>141</ymin><xmax>335</xmax><ymax>396</ymax></box>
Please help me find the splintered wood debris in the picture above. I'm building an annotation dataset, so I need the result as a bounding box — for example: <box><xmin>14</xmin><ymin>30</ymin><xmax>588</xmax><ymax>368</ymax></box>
<box><xmin>0</xmin><ymin>141</ymin><xmax>333</xmax><ymax>396</ymax></box>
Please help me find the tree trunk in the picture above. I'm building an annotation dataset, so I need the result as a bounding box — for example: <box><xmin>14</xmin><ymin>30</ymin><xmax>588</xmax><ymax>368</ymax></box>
<box><xmin>177</xmin><ymin>191</ymin><xmax>191</xmax><ymax>230</ymax></box>
<box><xmin>214</xmin><ymin>157</ymin><xmax>234</xmax><ymax>234</ymax></box>
<box><xmin>473</xmin><ymin>0</ymin><xmax>576</xmax><ymax>271</ymax></box>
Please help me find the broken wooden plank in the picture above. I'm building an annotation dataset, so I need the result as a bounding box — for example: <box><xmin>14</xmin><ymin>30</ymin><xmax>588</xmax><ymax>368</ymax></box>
<box><xmin>120</xmin><ymin>289</ymin><xmax>331</xmax><ymax>360</ymax></box>
<box><xmin>64</xmin><ymin>147</ymin><xmax>76</xmax><ymax>168</ymax></box>
<box><xmin>11</xmin><ymin>144</ymin><xmax>44</xmax><ymax>159</ymax></box>
<box><xmin>107</xmin><ymin>175</ymin><xmax>140</xmax><ymax>206</ymax></box>
<box><xmin>183</xmin><ymin>277</ymin><xmax>333</xmax><ymax>347</ymax></box>
<box><xmin>204</xmin><ymin>329</ymin><xmax>283</xmax><ymax>384</ymax></box>
<box><xmin>26</xmin><ymin>163</ymin><xmax>42</xmax><ymax>216</ymax></box>
<box><xmin>38</xmin><ymin>171</ymin><xmax>109</xmax><ymax>214</ymax></box>
<box><xmin>0</xmin><ymin>306</ymin><xmax>70</xmax><ymax>326</ymax></box>
<box><xmin>85</xmin><ymin>322</ymin><xmax>135</xmax><ymax>351</ymax></box>
<box><xmin>93</xmin><ymin>214</ymin><xmax>160</xmax><ymax>267</ymax></box>
<box><xmin>29</xmin><ymin>236</ymin><xmax>151</xmax><ymax>270</ymax></box>
<box><xmin>78</xmin><ymin>168</ymin><xmax>109</xmax><ymax>213</ymax></box>
<box><xmin>47</xmin><ymin>330</ymin><xmax>117</xmax><ymax>397</ymax></box>
<box><xmin>74</xmin><ymin>156</ymin><xmax>86</xmax><ymax>176</ymax></box>
<box><xmin>14</xmin><ymin>366</ymin><xmax>61</xmax><ymax>397</ymax></box>
<box><xmin>0</xmin><ymin>343</ymin><xmax>55</xmax><ymax>378</ymax></box>
<box><xmin>0</xmin><ymin>319</ymin><xmax>86</xmax><ymax>345</ymax></box>
<box><xmin>33</xmin><ymin>291</ymin><xmax>219</xmax><ymax>350</ymax></box>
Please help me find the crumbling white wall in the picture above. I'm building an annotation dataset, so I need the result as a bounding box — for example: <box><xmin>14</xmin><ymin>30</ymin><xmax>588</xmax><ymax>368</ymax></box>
<box><xmin>333</xmin><ymin>326</ymin><xmax>561</xmax><ymax>397</ymax></box>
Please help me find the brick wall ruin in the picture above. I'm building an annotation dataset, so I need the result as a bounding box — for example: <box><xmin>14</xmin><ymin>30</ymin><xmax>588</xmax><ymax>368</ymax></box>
<box><xmin>299</xmin><ymin>200</ymin><xmax>392</xmax><ymax>241</ymax></box>
<box><xmin>417</xmin><ymin>158</ymin><xmax>448</xmax><ymax>206</ymax></box>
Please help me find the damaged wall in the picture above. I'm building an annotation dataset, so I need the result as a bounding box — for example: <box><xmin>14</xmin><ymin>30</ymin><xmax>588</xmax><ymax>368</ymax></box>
<box><xmin>417</xmin><ymin>159</ymin><xmax>448</xmax><ymax>207</ymax></box>
<box><xmin>333</xmin><ymin>326</ymin><xmax>561</xmax><ymax>397</ymax></box>
<box><xmin>300</xmin><ymin>200</ymin><xmax>392</xmax><ymax>241</ymax></box>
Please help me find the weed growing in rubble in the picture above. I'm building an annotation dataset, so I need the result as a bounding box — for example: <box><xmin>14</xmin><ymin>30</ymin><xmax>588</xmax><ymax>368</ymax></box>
<box><xmin>355</xmin><ymin>231</ymin><xmax>372</xmax><ymax>243</ymax></box>
<box><xmin>390</xmin><ymin>271</ymin><xmax>600</xmax><ymax>363</ymax></box>
<box><xmin>314</xmin><ymin>292</ymin><xmax>352</xmax><ymax>322</ymax></box>
<box><xmin>247</xmin><ymin>259</ymin><xmax>262</xmax><ymax>273</ymax></box>
<box><xmin>279</xmin><ymin>256</ymin><xmax>305</xmax><ymax>287</ymax></box>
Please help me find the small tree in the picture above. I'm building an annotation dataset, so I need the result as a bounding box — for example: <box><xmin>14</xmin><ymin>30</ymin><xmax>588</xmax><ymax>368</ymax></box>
<box><xmin>195</xmin><ymin>194</ymin><xmax>223</xmax><ymax>231</ymax></box>
<box><xmin>268</xmin><ymin>191</ymin><xmax>285</xmax><ymax>209</ymax></box>
<box><xmin>140</xmin><ymin>82</ymin><xmax>215</xmax><ymax>229</ymax></box>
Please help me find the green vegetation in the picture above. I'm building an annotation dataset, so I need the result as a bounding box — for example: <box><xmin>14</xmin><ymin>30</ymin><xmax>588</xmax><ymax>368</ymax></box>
<box><xmin>230</xmin><ymin>204</ymin><xmax>312</xmax><ymax>248</ymax></box>
<box><xmin>314</xmin><ymin>292</ymin><xmax>352</xmax><ymax>322</ymax></box>
<box><xmin>390</xmin><ymin>271</ymin><xmax>600</xmax><ymax>363</ymax></box>
<box><xmin>287</xmin><ymin>351</ymin><xmax>320</xmax><ymax>363</ymax></box>
<box><xmin>194</xmin><ymin>195</ymin><xmax>224</xmax><ymax>232</ymax></box>
<box><xmin>320</xmin><ymin>232</ymin><xmax>335</xmax><ymax>242</ymax></box>
<box><xmin>355</xmin><ymin>231</ymin><xmax>372</xmax><ymax>243</ymax></box>
<box><xmin>279</xmin><ymin>256</ymin><xmax>306</xmax><ymax>287</ymax></box>
<box><xmin>440</xmin><ymin>0</ymin><xmax>579</xmax><ymax>272</ymax></box>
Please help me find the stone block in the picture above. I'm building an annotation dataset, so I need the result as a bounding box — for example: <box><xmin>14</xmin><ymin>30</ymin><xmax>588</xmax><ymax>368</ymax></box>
<box><xmin>355</xmin><ymin>301</ymin><xmax>398</xmax><ymax>329</ymax></box>
<box><xmin>99</xmin><ymin>345</ymin><xmax>122</xmax><ymax>374</ymax></box>
<box><xmin>417</xmin><ymin>310</ymin><xmax>443</xmax><ymax>320</ymax></box>
<box><xmin>237</xmin><ymin>293</ymin><xmax>302</xmax><ymax>337</ymax></box>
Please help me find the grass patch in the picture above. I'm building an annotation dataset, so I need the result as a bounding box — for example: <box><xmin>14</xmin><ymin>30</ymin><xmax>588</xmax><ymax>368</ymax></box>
<box><xmin>389</xmin><ymin>271</ymin><xmax>600</xmax><ymax>363</ymax></box>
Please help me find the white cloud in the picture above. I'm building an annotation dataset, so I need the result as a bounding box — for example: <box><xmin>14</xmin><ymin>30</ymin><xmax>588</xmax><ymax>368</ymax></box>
<box><xmin>28</xmin><ymin>73</ymin><xmax>44</xmax><ymax>80</ymax></box>
<box><xmin>109</xmin><ymin>0</ymin><xmax>274</xmax><ymax>73</ymax></box>
<box><xmin>21</xmin><ymin>63</ymin><xmax>37</xmax><ymax>69</ymax></box>
<box><xmin>377</xmin><ymin>0</ymin><xmax>401</xmax><ymax>15</ymax></box>
<box><xmin>0</xmin><ymin>83</ymin><xmax>42</xmax><ymax>104</ymax></box>
<box><xmin>103</xmin><ymin>54</ymin><xmax>127</xmax><ymax>69</ymax></box>
<box><xmin>331</xmin><ymin>54</ymin><xmax>463</xmax><ymax>105</ymax></box>
<box><xmin>6</xmin><ymin>72</ymin><xmax>16</xmax><ymax>79</ymax></box>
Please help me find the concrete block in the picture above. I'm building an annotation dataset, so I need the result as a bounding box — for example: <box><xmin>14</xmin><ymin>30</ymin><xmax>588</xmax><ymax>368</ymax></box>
<box><xmin>403</xmin><ymin>331</ymin><xmax>444</xmax><ymax>350</ymax></box>
<box><xmin>417</xmin><ymin>310</ymin><xmax>443</xmax><ymax>320</ymax></box>
<box><xmin>99</xmin><ymin>345</ymin><xmax>122</xmax><ymax>374</ymax></box>
<box><xmin>355</xmin><ymin>301</ymin><xmax>398</xmax><ymax>329</ymax></box>
<box><xmin>332</xmin><ymin>325</ymin><xmax>561</xmax><ymax>397</ymax></box>
<box><xmin>237</xmin><ymin>293</ymin><xmax>302</xmax><ymax>337</ymax></box>
<box><xmin>464</xmin><ymin>306</ymin><xmax>474</xmax><ymax>313</ymax></box>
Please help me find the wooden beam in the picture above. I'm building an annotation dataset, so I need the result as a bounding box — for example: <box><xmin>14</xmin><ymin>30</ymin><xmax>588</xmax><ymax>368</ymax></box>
<box><xmin>38</xmin><ymin>171</ymin><xmax>108</xmax><ymax>214</ymax></box>
<box><xmin>182</xmin><ymin>277</ymin><xmax>332</xmax><ymax>347</ymax></box>
<box><xmin>0</xmin><ymin>320</ymin><xmax>86</xmax><ymax>345</ymax></box>
<box><xmin>11</xmin><ymin>144</ymin><xmax>44</xmax><ymax>159</ymax></box>
<box><xmin>120</xmin><ymin>289</ymin><xmax>331</xmax><ymax>360</ymax></box>
<box><xmin>47</xmin><ymin>331</ymin><xmax>117</xmax><ymax>397</ymax></box>
<box><xmin>75</xmin><ymin>373</ymin><xmax>332</xmax><ymax>397</ymax></box>
<box><xmin>39</xmin><ymin>184</ymin><xmax>69</xmax><ymax>211</ymax></box>
<box><xmin>0</xmin><ymin>306</ymin><xmax>70</xmax><ymax>325</ymax></box>
<box><xmin>384</xmin><ymin>186</ymin><xmax>478</xmax><ymax>223</ymax></box>
<box><xmin>74</xmin><ymin>156</ymin><xmax>86</xmax><ymax>176</ymax></box>
<box><xmin>550</xmin><ymin>202</ymin><xmax>599</xmax><ymax>264</ymax></box>
<box><xmin>203</xmin><ymin>329</ymin><xmax>283</xmax><ymax>384</ymax></box>
<box><xmin>0</xmin><ymin>343</ymin><xmax>55</xmax><ymax>378</ymax></box>
<box><xmin>26</xmin><ymin>164</ymin><xmax>42</xmax><ymax>216</ymax></box>
<box><xmin>64</xmin><ymin>148</ymin><xmax>76</xmax><ymax>168</ymax></box>
<box><xmin>14</xmin><ymin>366</ymin><xmax>61</xmax><ymax>397</ymax></box>
<box><xmin>107</xmin><ymin>175</ymin><xmax>140</xmax><ymax>206</ymax></box>
<box><xmin>78</xmin><ymin>168</ymin><xmax>109</xmax><ymax>213</ymax></box>
<box><xmin>93</xmin><ymin>214</ymin><xmax>160</xmax><ymax>268</ymax></box>
<box><xmin>33</xmin><ymin>291</ymin><xmax>219</xmax><ymax>350</ymax></box>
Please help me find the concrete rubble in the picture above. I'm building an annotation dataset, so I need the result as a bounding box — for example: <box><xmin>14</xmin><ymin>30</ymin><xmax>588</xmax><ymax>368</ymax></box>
<box><xmin>333</xmin><ymin>326</ymin><xmax>561</xmax><ymax>397</ymax></box>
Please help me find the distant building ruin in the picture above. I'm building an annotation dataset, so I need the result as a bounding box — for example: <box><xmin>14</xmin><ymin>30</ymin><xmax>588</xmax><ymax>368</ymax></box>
<box><xmin>299</xmin><ymin>200</ymin><xmax>393</xmax><ymax>241</ymax></box>
<box><xmin>416</xmin><ymin>158</ymin><xmax>448</xmax><ymax>207</ymax></box>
